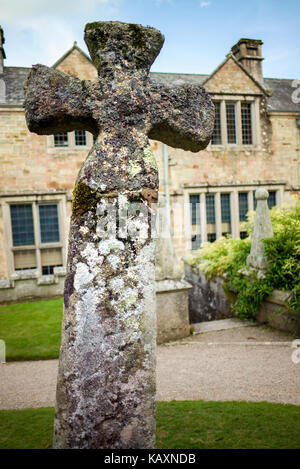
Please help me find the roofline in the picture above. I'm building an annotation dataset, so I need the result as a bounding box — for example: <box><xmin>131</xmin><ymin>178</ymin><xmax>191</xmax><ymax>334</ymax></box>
<box><xmin>52</xmin><ymin>42</ymin><xmax>94</xmax><ymax>68</ymax></box>
<box><xmin>202</xmin><ymin>52</ymin><xmax>272</xmax><ymax>96</ymax></box>
<box><xmin>232</xmin><ymin>38</ymin><xmax>263</xmax><ymax>47</ymax></box>
<box><xmin>150</xmin><ymin>71</ymin><xmax>208</xmax><ymax>77</ymax></box>
<box><xmin>4</xmin><ymin>66</ymin><xmax>31</xmax><ymax>70</ymax></box>
<box><xmin>1</xmin><ymin>65</ymin><xmax>296</xmax><ymax>83</ymax></box>
<box><xmin>268</xmin><ymin>110</ymin><xmax>300</xmax><ymax>114</ymax></box>
<box><xmin>264</xmin><ymin>77</ymin><xmax>297</xmax><ymax>81</ymax></box>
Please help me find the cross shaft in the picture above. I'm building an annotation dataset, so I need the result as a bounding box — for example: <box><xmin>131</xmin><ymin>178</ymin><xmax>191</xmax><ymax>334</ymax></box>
<box><xmin>24</xmin><ymin>21</ymin><xmax>214</xmax><ymax>449</ymax></box>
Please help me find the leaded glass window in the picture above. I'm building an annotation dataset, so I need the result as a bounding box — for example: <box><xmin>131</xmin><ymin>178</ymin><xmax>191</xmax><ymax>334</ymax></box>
<box><xmin>188</xmin><ymin>187</ymin><xmax>280</xmax><ymax>249</ymax></box>
<box><xmin>209</xmin><ymin>99</ymin><xmax>256</xmax><ymax>146</ymax></box>
<box><xmin>238</xmin><ymin>193</ymin><xmax>248</xmax><ymax>221</ymax></box>
<box><xmin>221</xmin><ymin>193</ymin><xmax>231</xmax><ymax>236</ymax></box>
<box><xmin>190</xmin><ymin>195</ymin><xmax>200</xmax><ymax>225</ymax></box>
<box><xmin>54</xmin><ymin>133</ymin><xmax>68</xmax><ymax>147</ymax></box>
<box><xmin>241</xmin><ymin>103</ymin><xmax>252</xmax><ymax>144</ymax></box>
<box><xmin>190</xmin><ymin>195</ymin><xmax>201</xmax><ymax>250</ymax></box>
<box><xmin>206</xmin><ymin>194</ymin><xmax>216</xmax><ymax>242</ymax></box>
<box><xmin>211</xmin><ymin>102</ymin><xmax>222</xmax><ymax>145</ymax></box>
<box><xmin>41</xmin><ymin>248</ymin><xmax>63</xmax><ymax>275</ymax></box>
<box><xmin>239</xmin><ymin>192</ymin><xmax>248</xmax><ymax>239</ymax></box>
<box><xmin>226</xmin><ymin>102</ymin><xmax>237</xmax><ymax>144</ymax></box>
<box><xmin>10</xmin><ymin>205</ymin><xmax>35</xmax><ymax>246</ymax></box>
<box><xmin>74</xmin><ymin>130</ymin><xmax>87</xmax><ymax>146</ymax></box>
<box><xmin>10</xmin><ymin>202</ymin><xmax>63</xmax><ymax>274</ymax></box>
<box><xmin>268</xmin><ymin>191</ymin><xmax>276</xmax><ymax>209</ymax></box>
<box><xmin>39</xmin><ymin>205</ymin><xmax>60</xmax><ymax>243</ymax></box>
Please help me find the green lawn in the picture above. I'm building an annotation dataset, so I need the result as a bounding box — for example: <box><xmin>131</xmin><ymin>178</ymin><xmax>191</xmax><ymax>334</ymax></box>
<box><xmin>0</xmin><ymin>298</ymin><xmax>63</xmax><ymax>361</ymax></box>
<box><xmin>0</xmin><ymin>401</ymin><xmax>300</xmax><ymax>449</ymax></box>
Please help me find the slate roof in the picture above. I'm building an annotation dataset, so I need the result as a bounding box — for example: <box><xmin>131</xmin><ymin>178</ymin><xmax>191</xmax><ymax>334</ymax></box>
<box><xmin>0</xmin><ymin>65</ymin><xmax>299</xmax><ymax>113</ymax></box>
<box><xmin>264</xmin><ymin>78</ymin><xmax>300</xmax><ymax>112</ymax></box>
<box><xmin>150</xmin><ymin>72</ymin><xmax>208</xmax><ymax>86</ymax></box>
<box><xmin>1</xmin><ymin>66</ymin><xmax>30</xmax><ymax>105</ymax></box>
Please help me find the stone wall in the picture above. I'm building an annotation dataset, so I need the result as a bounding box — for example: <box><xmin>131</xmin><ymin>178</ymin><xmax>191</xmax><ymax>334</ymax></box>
<box><xmin>256</xmin><ymin>290</ymin><xmax>298</xmax><ymax>334</ymax></box>
<box><xmin>0</xmin><ymin>267</ymin><xmax>66</xmax><ymax>303</ymax></box>
<box><xmin>185</xmin><ymin>263</ymin><xmax>298</xmax><ymax>334</ymax></box>
<box><xmin>0</xmin><ymin>272</ymin><xmax>191</xmax><ymax>344</ymax></box>
<box><xmin>156</xmin><ymin>279</ymin><xmax>191</xmax><ymax>344</ymax></box>
<box><xmin>184</xmin><ymin>263</ymin><xmax>233</xmax><ymax>323</ymax></box>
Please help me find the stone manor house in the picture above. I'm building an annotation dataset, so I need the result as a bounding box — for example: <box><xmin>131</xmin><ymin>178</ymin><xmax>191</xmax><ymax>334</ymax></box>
<box><xmin>0</xmin><ymin>26</ymin><xmax>299</xmax><ymax>302</ymax></box>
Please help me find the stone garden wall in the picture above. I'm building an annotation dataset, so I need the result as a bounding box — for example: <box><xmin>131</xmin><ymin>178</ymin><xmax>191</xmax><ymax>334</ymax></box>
<box><xmin>184</xmin><ymin>262</ymin><xmax>298</xmax><ymax>334</ymax></box>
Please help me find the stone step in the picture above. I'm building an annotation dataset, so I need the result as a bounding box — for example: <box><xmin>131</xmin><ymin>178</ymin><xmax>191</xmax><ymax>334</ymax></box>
<box><xmin>191</xmin><ymin>318</ymin><xmax>255</xmax><ymax>333</ymax></box>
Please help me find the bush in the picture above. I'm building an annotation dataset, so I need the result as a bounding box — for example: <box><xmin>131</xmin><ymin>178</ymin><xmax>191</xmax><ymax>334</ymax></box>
<box><xmin>187</xmin><ymin>198</ymin><xmax>300</xmax><ymax>322</ymax></box>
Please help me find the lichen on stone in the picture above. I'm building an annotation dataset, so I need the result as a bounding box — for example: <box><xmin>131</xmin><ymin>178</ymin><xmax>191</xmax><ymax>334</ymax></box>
<box><xmin>143</xmin><ymin>145</ymin><xmax>157</xmax><ymax>169</ymax></box>
<box><xmin>129</xmin><ymin>160</ymin><xmax>142</xmax><ymax>176</ymax></box>
<box><xmin>23</xmin><ymin>18</ymin><xmax>215</xmax><ymax>451</ymax></box>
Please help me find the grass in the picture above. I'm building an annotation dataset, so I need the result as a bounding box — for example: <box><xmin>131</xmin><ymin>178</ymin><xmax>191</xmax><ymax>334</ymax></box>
<box><xmin>0</xmin><ymin>299</ymin><xmax>299</xmax><ymax>449</ymax></box>
<box><xmin>0</xmin><ymin>401</ymin><xmax>300</xmax><ymax>449</ymax></box>
<box><xmin>0</xmin><ymin>298</ymin><xmax>63</xmax><ymax>361</ymax></box>
<box><xmin>156</xmin><ymin>400</ymin><xmax>300</xmax><ymax>449</ymax></box>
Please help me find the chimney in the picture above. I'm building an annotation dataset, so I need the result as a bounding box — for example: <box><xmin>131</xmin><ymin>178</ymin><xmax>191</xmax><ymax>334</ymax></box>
<box><xmin>0</xmin><ymin>26</ymin><xmax>6</xmax><ymax>74</ymax></box>
<box><xmin>231</xmin><ymin>38</ymin><xmax>264</xmax><ymax>83</ymax></box>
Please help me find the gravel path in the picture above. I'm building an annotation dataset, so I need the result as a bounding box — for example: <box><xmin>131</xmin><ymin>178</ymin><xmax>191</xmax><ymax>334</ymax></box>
<box><xmin>0</xmin><ymin>322</ymin><xmax>299</xmax><ymax>410</ymax></box>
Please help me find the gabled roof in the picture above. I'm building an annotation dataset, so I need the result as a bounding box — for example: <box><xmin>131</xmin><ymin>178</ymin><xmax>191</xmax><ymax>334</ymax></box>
<box><xmin>52</xmin><ymin>42</ymin><xmax>93</xmax><ymax>68</ymax></box>
<box><xmin>202</xmin><ymin>52</ymin><xmax>271</xmax><ymax>96</ymax></box>
<box><xmin>0</xmin><ymin>47</ymin><xmax>299</xmax><ymax>113</ymax></box>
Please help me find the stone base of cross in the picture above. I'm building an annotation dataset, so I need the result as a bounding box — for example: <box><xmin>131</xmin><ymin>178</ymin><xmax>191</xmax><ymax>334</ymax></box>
<box><xmin>24</xmin><ymin>21</ymin><xmax>214</xmax><ymax>449</ymax></box>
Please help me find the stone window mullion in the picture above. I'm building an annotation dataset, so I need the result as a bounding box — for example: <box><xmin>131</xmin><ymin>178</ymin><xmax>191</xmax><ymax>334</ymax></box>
<box><xmin>200</xmin><ymin>192</ymin><xmax>207</xmax><ymax>243</ymax></box>
<box><xmin>220</xmin><ymin>100</ymin><xmax>227</xmax><ymax>145</ymax></box>
<box><xmin>3</xmin><ymin>202</ymin><xmax>14</xmax><ymax>275</ymax></box>
<box><xmin>248</xmin><ymin>190</ymin><xmax>254</xmax><ymax>212</ymax></box>
<box><xmin>236</xmin><ymin>100</ymin><xmax>242</xmax><ymax>145</ymax></box>
<box><xmin>33</xmin><ymin>201</ymin><xmax>42</xmax><ymax>275</ymax></box>
<box><xmin>231</xmin><ymin>190</ymin><xmax>239</xmax><ymax>238</ymax></box>
<box><xmin>254</xmin><ymin>99</ymin><xmax>260</xmax><ymax>147</ymax></box>
<box><xmin>215</xmin><ymin>192</ymin><xmax>222</xmax><ymax>239</ymax></box>
<box><xmin>184</xmin><ymin>190</ymin><xmax>192</xmax><ymax>252</ymax></box>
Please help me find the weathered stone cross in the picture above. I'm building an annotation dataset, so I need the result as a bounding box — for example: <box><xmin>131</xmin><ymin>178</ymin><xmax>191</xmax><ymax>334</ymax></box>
<box><xmin>24</xmin><ymin>21</ymin><xmax>214</xmax><ymax>449</ymax></box>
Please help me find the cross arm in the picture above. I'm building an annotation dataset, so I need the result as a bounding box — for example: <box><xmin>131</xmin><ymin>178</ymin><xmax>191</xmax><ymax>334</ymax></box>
<box><xmin>148</xmin><ymin>81</ymin><xmax>215</xmax><ymax>152</ymax></box>
<box><xmin>24</xmin><ymin>65</ymin><xmax>98</xmax><ymax>135</ymax></box>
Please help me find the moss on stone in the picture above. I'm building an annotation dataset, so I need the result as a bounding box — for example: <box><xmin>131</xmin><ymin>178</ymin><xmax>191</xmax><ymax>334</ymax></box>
<box><xmin>72</xmin><ymin>182</ymin><xmax>97</xmax><ymax>216</ymax></box>
<box><xmin>128</xmin><ymin>23</ymin><xmax>147</xmax><ymax>49</ymax></box>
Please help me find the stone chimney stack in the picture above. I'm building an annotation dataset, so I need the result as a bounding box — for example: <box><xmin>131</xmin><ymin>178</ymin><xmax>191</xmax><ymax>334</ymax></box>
<box><xmin>231</xmin><ymin>38</ymin><xmax>264</xmax><ymax>83</ymax></box>
<box><xmin>0</xmin><ymin>26</ymin><xmax>6</xmax><ymax>74</ymax></box>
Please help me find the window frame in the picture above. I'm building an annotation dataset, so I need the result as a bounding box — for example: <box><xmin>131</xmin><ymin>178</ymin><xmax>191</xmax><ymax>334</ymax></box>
<box><xmin>74</xmin><ymin>130</ymin><xmax>87</xmax><ymax>147</ymax></box>
<box><xmin>2</xmin><ymin>193</ymin><xmax>67</xmax><ymax>276</ymax></box>
<box><xmin>54</xmin><ymin>132</ymin><xmax>69</xmax><ymax>147</ymax></box>
<box><xmin>47</xmin><ymin>130</ymin><xmax>93</xmax><ymax>153</ymax></box>
<box><xmin>209</xmin><ymin>96</ymin><xmax>259</xmax><ymax>149</ymax></box>
<box><xmin>185</xmin><ymin>184</ymin><xmax>284</xmax><ymax>252</ymax></box>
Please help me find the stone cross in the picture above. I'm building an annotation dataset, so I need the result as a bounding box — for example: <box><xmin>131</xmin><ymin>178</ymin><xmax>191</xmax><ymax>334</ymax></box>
<box><xmin>247</xmin><ymin>188</ymin><xmax>274</xmax><ymax>272</ymax></box>
<box><xmin>24</xmin><ymin>21</ymin><xmax>214</xmax><ymax>449</ymax></box>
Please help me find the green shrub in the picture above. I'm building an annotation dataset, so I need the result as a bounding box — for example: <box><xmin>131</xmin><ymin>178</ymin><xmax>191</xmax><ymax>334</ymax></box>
<box><xmin>187</xmin><ymin>198</ymin><xmax>300</xmax><ymax>323</ymax></box>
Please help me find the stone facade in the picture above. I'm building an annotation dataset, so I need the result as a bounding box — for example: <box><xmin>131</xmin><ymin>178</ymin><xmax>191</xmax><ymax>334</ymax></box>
<box><xmin>0</xmin><ymin>29</ymin><xmax>299</xmax><ymax>302</ymax></box>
